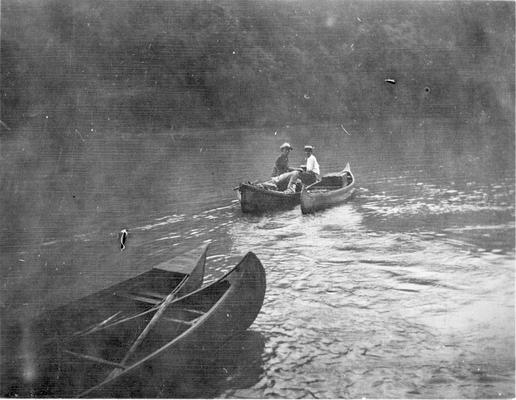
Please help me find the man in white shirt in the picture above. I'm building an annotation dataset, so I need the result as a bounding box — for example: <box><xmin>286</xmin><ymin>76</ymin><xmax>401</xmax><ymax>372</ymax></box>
<box><xmin>303</xmin><ymin>145</ymin><xmax>320</xmax><ymax>176</ymax></box>
<box><xmin>299</xmin><ymin>145</ymin><xmax>320</xmax><ymax>185</ymax></box>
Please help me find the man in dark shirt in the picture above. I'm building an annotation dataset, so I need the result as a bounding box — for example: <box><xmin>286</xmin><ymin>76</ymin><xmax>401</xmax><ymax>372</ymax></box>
<box><xmin>272</xmin><ymin>142</ymin><xmax>294</xmax><ymax>177</ymax></box>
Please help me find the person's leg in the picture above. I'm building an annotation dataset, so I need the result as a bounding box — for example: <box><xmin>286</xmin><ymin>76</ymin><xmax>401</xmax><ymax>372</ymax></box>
<box><xmin>283</xmin><ymin>171</ymin><xmax>300</xmax><ymax>193</ymax></box>
<box><xmin>259</xmin><ymin>171</ymin><xmax>296</xmax><ymax>190</ymax></box>
<box><xmin>271</xmin><ymin>171</ymin><xmax>297</xmax><ymax>188</ymax></box>
<box><xmin>299</xmin><ymin>171</ymin><xmax>316</xmax><ymax>185</ymax></box>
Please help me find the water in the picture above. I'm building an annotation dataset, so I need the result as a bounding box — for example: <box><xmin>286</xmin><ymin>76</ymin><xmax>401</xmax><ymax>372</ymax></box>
<box><xmin>1</xmin><ymin>119</ymin><xmax>514</xmax><ymax>398</ymax></box>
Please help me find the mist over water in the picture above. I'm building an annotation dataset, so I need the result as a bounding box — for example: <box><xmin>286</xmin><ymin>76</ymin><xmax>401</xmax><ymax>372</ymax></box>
<box><xmin>1</xmin><ymin>0</ymin><xmax>514</xmax><ymax>398</ymax></box>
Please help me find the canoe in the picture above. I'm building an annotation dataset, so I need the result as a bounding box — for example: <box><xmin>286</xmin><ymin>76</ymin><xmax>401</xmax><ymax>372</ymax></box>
<box><xmin>300</xmin><ymin>163</ymin><xmax>356</xmax><ymax>214</ymax></box>
<box><xmin>78</xmin><ymin>251</ymin><xmax>265</xmax><ymax>397</ymax></box>
<box><xmin>236</xmin><ymin>182</ymin><xmax>301</xmax><ymax>213</ymax></box>
<box><xmin>5</xmin><ymin>247</ymin><xmax>266</xmax><ymax>398</ymax></box>
<box><xmin>2</xmin><ymin>244</ymin><xmax>210</xmax><ymax>397</ymax></box>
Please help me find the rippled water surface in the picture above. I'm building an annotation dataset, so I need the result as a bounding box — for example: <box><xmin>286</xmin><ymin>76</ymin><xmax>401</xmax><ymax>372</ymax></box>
<box><xmin>2</xmin><ymin>122</ymin><xmax>514</xmax><ymax>398</ymax></box>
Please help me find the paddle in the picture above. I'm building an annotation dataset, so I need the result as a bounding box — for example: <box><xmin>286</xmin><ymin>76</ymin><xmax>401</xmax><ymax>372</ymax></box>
<box><xmin>83</xmin><ymin>306</ymin><xmax>159</xmax><ymax>333</ymax></box>
<box><xmin>105</xmin><ymin>274</ymin><xmax>190</xmax><ymax>380</ymax></box>
<box><xmin>304</xmin><ymin>181</ymin><xmax>320</xmax><ymax>190</ymax></box>
<box><xmin>71</xmin><ymin>311</ymin><xmax>123</xmax><ymax>337</ymax></box>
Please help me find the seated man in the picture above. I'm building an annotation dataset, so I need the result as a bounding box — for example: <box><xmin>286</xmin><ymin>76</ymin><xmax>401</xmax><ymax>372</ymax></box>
<box><xmin>270</xmin><ymin>142</ymin><xmax>298</xmax><ymax>191</ymax></box>
<box><xmin>258</xmin><ymin>142</ymin><xmax>298</xmax><ymax>191</ymax></box>
<box><xmin>272</xmin><ymin>142</ymin><xmax>295</xmax><ymax>177</ymax></box>
<box><xmin>298</xmin><ymin>145</ymin><xmax>320</xmax><ymax>185</ymax></box>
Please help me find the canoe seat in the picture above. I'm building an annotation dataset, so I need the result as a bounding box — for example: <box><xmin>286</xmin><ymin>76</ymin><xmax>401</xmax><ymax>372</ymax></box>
<box><xmin>117</xmin><ymin>292</ymin><xmax>162</xmax><ymax>305</ymax></box>
<box><xmin>161</xmin><ymin>308</ymin><xmax>205</xmax><ymax>326</ymax></box>
<box><xmin>320</xmin><ymin>175</ymin><xmax>345</xmax><ymax>186</ymax></box>
<box><xmin>64</xmin><ymin>350</ymin><xmax>127</xmax><ymax>369</ymax></box>
<box><xmin>133</xmin><ymin>290</ymin><xmax>165</xmax><ymax>300</ymax></box>
<box><xmin>162</xmin><ymin>316</ymin><xmax>195</xmax><ymax>326</ymax></box>
<box><xmin>177</xmin><ymin>308</ymin><xmax>205</xmax><ymax>316</ymax></box>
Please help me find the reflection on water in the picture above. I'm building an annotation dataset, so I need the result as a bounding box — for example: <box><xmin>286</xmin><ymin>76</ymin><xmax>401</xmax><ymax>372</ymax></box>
<box><xmin>1</xmin><ymin>121</ymin><xmax>514</xmax><ymax>397</ymax></box>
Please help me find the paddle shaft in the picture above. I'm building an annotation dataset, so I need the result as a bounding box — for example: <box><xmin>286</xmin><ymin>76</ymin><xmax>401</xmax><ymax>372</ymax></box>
<box><xmin>119</xmin><ymin>274</ymin><xmax>190</xmax><ymax>367</ymax></box>
<box><xmin>79</xmin><ymin>276</ymin><xmax>190</xmax><ymax>397</ymax></box>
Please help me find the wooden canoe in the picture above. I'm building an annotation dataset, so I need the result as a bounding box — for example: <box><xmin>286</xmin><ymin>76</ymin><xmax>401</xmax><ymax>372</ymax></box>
<box><xmin>237</xmin><ymin>182</ymin><xmax>301</xmax><ymax>213</ymax></box>
<box><xmin>1</xmin><ymin>244</ymin><xmax>209</xmax><ymax>398</ymax></box>
<box><xmin>6</xmin><ymin>248</ymin><xmax>266</xmax><ymax>398</ymax></box>
<box><xmin>78</xmin><ymin>251</ymin><xmax>265</xmax><ymax>397</ymax></box>
<box><xmin>300</xmin><ymin>163</ymin><xmax>356</xmax><ymax>214</ymax></box>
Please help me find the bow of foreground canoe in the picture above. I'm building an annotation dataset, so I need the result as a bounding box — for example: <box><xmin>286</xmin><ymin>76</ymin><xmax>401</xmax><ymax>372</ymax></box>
<box><xmin>300</xmin><ymin>163</ymin><xmax>356</xmax><ymax>214</ymax></box>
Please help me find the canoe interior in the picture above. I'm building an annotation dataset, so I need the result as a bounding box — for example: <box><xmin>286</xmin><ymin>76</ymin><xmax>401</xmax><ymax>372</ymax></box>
<box><xmin>66</xmin><ymin>280</ymin><xmax>231</xmax><ymax>360</ymax></box>
<box><xmin>306</xmin><ymin>172</ymin><xmax>353</xmax><ymax>193</ymax></box>
<box><xmin>27</xmin><ymin>244</ymin><xmax>207</xmax><ymax>343</ymax></box>
<box><xmin>33</xmin><ymin>268</ymin><xmax>189</xmax><ymax>340</ymax></box>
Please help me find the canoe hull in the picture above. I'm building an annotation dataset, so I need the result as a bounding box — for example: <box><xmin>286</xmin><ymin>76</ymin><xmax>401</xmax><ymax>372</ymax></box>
<box><xmin>300</xmin><ymin>163</ymin><xmax>356</xmax><ymax>214</ymax></box>
<box><xmin>237</xmin><ymin>183</ymin><xmax>300</xmax><ymax>213</ymax></box>
<box><xmin>81</xmin><ymin>251</ymin><xmax>266</xmax><ymax>397</ymax></box>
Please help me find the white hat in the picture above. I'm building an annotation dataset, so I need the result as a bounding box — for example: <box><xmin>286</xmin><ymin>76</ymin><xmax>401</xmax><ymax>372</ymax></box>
<box><xmin>304</xmin><ymin>145</ymin><xmax>314</xmax><ymax>151</ymax></box>
<box><xmin>280</xmin><ymin>142</ymin><xmax>293</xmax><ymax>150</ymax></box>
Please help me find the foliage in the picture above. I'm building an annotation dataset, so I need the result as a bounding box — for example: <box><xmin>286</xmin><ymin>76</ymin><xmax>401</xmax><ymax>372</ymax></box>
<box><xmin>1</xmin><ymin>0</ymin><xmax>514</xmax><ymax>130</ymax></box>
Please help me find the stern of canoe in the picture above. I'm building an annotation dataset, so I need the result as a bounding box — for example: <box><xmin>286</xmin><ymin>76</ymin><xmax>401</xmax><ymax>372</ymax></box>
<box><xmin>238</xmin><ymin>183</ymin><xmax>300</xmax><ymax>213</ymax></box>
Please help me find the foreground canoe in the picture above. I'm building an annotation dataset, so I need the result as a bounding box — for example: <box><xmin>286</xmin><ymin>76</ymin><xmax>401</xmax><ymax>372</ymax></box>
<box><xmin>4</xmin><ymin>247</ymin><xmax>266</xmax><ymax>398</ymax></box>
<box><xmin>78</xmin><ymin>251</ymin><xmax>266</xmax><ymax>397</ymax></box>
<box><xmin>300</xmin><ymin>163</ymin><xmax>356</xmax><ymax>214</ymax></box>
<box><xmin>2</xmin><ymin>245</ymin><xmax>210</xmax><ymax>397</ymax></box>
<box><xmin>237</xmin><ymin>182</ymin><xmax>300</xmax><ymax>213</ymax></box>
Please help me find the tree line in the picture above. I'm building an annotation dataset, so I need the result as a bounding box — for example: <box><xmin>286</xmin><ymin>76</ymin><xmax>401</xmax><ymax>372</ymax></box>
<box><xmin>1</xmin><ymin>0</ymin><xmax>514</xmax><ymax>131</ymax></box>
